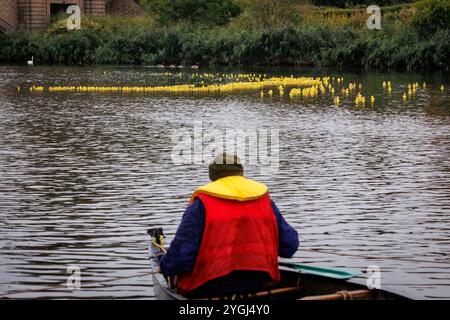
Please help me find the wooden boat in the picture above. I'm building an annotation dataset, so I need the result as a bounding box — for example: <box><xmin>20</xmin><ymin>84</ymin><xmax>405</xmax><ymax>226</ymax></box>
<box><xmin>148</xmin><ymin>228</ymin><xmax>416</xmax><ymax>300</ymax></box>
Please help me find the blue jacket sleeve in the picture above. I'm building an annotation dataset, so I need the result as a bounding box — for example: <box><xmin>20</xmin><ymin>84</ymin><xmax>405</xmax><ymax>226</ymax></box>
<box><xmin>159</xmin><ymin>198</ymin><xmax>205</xmax><ymax>277</ymax></box>
<box><xmin>271</xmin><ymin>200</ymin><xmax>299</xmax><ymax>258</ymax></box>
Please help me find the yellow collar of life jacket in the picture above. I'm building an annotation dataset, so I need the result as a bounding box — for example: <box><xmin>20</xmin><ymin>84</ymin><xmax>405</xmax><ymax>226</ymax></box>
<box><xmin>190</xmin><ymin>176</ymin><xmax>268</xmax><ymax>203</ymax></box>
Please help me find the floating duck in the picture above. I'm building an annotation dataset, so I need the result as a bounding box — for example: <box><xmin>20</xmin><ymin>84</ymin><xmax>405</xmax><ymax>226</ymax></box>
<box><xmin>355</xmin><ymin>93</ymin><xmax>365</xmax><ymax>105</ymax></box>
<box><xmin>440</xmin><ymin>85</ymin><xmax>445</xmax><ymax>91</ymax></box>
<box><xmin>370</xmin><ymin>96</ymin><xmax>375</xmax><ymax>104</ymax></box>
<box><xmin>26</xmin><ymin>76</ymin><xmax>323</xmax><ymax>96</ymax></box>
<box><xmin>27</xmin><ymin>56</ymin><xmax>34</xmax><ymax>66</ymax></box>
<box><xmin>333</xmin><ymin>96</ymin><xmax>340</xmax><ymax>105</ymax></box>
<box><xmin>402</xmin><ymin>93</ymin><xmax>407</xmax><ymax>101</ymax></box>
<box><xmin>191</xmin><ymin>65</ymin><xmax>199</xmax><ymax>69</ymax></box>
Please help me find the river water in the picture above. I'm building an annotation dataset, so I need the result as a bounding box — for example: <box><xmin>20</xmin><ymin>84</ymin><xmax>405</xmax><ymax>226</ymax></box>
<box><xmin>0</xmin><ymin>66</ymin><xmax>449</xmax><ymax>299</ymax></box>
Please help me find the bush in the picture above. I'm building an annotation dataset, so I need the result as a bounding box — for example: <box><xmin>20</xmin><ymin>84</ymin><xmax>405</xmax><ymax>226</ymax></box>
<box><xmin>310</xmin><ymin>1</ymin><xmax>413</xmax><ymax>8</ymax></box>
<box><xmin>48</xmin><ymin>30</ymin><xmax>99</xmax><ymax>64</ymax></box>
<box><xmin>142</xmin><ymin>0</ymin><xmax>241</xmax><ymax>26</ymax></box>
<box><xmin>0</xmin><ymin>12</ymin><xmax>448</xmax><ymax>70</ymax></box>
<box><xmin>46</xmin><ymin>16</ymin><xmax>102</xmax><ymax>36</ymax></box>
<box><xmin>412</xmin><ymin>0</ymin><xmax>450</xmax><ymax>36</ymax></box>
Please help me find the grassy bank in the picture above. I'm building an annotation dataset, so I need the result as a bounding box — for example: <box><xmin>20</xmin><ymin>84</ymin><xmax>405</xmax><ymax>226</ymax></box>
<box><xmin>0</xmin><ymin>1</ymin><xmax>449</xmax><ymax>70</ymax></box>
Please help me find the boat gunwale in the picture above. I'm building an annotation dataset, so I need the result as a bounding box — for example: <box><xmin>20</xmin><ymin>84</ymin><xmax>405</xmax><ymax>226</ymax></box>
<box><xmin>152</xmin><ymin>265</ymin><xmax>418</xmax><ymax>300</ymax></box>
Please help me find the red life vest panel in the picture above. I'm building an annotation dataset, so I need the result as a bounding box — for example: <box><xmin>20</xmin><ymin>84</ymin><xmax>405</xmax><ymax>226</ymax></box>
<box><xmin>176</xmin><ymin>192</ymin><xmax>280</xmax><ymax>293</ymax></box>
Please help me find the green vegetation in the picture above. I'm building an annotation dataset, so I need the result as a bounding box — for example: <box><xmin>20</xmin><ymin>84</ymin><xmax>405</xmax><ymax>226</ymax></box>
<box><xmin>412</xmin><ymin>0</ymin><xmax>450</xmax><ymax>35</ymax></box>
<box><xmin>0</xmin><ymin>0</ymin><xmax>448</xmax><ymax>70</ymax></box>
<box><xmin>141</xmin><ymin>0</ymin><xmax>241</xmax><ymax>26</ymax></box>
<box><xmin>309</xmin><ymin>0</ymin><xmax>412</xmax><ymax>8</ymax></box>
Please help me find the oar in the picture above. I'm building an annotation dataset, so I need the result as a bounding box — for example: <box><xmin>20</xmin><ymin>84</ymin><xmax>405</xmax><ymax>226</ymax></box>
<box><xmin>279</xmin><ymin>261</ymin><xmax>361</xmax><ymax>280</ymax></box>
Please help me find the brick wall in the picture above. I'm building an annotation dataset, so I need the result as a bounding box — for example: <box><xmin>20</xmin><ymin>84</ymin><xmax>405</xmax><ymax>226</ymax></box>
<box><xmin>0</xmin><ymin>0</ymin><xmax>18</xmax><ymax>30</ymax></box>
<box><xmin>18</xmin><ymin>0</ymin><xmax>47</xmax><ymax>30</ymax></box>
<box><xmin>85</xmin><ymin>0</ymin><xmax>105</xmax><ymax>16</ymax></box>
<box><xmin>10</xmin><ymin>0</ymin><xmax>144</xmax><ymax>31</ymax></box>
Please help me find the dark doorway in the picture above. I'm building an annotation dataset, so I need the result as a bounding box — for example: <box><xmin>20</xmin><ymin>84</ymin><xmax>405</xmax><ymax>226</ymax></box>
<box><xmin>50</xmin><ymin>3</ymin><xmax>77</xmax><ymax>21</ymax></box>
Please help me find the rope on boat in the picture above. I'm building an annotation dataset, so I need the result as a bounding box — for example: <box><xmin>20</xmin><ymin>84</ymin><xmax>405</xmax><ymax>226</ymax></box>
<box><xmin>300</xmin><ymin>248</ymin><xmax>449</xmax><ymax>265</ymax></box>
<box><xmin>0</xmin><ymin>271</ymin><xmax>156</xmax><ymax>298</ymax></box>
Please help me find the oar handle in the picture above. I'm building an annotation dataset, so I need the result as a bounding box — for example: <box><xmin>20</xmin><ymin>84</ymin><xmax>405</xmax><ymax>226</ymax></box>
<box><xmin>147</xmin><ymin>227</ymin><xmax>164</xmax><ymax>243</ymax></box>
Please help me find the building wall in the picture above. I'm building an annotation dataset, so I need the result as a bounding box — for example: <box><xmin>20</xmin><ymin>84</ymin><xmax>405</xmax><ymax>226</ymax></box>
<box><xmin>18</xmin><ymin>0</ymin><xmax>48</xmax><ymax>30</ymax></box>
<box><xmin>0</xmin><ymin>0</ymin><xmax>18</xmax><ymax>30</ymax></box>
<box><xmin>85</xmin><ymin>0</ymin><xmax>105</xmax><ymax>16</ymax></box>
<box><xmin>16</xmin><ymin>0</ymin><xmax>87</xmax><ymax>30</ymax></box>
<box><xmin>5</xmin><ymin>0</ymin><xmax>142</xmax><ymax>31</ymax></box>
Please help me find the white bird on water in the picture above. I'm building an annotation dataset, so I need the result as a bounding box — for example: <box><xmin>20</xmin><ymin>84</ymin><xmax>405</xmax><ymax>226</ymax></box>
<box><xmin>27</xmin><ymin>56</ymin><xmax>34</xmax><ymax>66</ymax></box>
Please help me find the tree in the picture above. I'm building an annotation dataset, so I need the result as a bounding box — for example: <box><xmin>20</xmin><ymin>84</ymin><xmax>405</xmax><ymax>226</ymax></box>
<box><xmin>412</xmin><ymin>0</ymin><xmax>450</xmax><ymax>36</ymax></box>
<box><xmin>141</xmin><ymin>0</ymin><xmax>242</xmax><ymax>26</ymax></box>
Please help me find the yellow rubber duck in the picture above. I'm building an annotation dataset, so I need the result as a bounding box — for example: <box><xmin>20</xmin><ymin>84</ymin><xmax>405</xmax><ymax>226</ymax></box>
<box><xmin>334</xmin><ymin>96</ymin><xmax>340</xmax><ymax>105</ymax></box>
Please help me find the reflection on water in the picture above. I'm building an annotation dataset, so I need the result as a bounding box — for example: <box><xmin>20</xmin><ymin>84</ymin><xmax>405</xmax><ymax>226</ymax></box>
<box><xmin>0</xmin><ymin>66</ymin><xmax>449</xmax><ymax>299</ymax></box>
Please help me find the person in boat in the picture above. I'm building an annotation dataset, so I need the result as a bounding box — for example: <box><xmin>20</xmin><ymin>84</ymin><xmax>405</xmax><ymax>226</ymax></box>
<box><xmin>159</xmin><ymin>153</ymin><xmax>299</xmax><ymax>297</ymax></box>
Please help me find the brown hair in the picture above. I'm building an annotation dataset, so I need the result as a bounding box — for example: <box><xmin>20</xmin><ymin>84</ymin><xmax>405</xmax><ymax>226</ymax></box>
<box><xmin>208</xmin><ymin>153</ymin><xmax>243</xmax><ymax>181</ymax></box>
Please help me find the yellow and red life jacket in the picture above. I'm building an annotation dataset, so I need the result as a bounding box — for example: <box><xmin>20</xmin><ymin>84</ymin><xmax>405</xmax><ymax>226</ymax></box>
<box><xmin>176</xmin><ymin>175</ymin><xmax>280</xmax><ymax>293</ymax></box>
